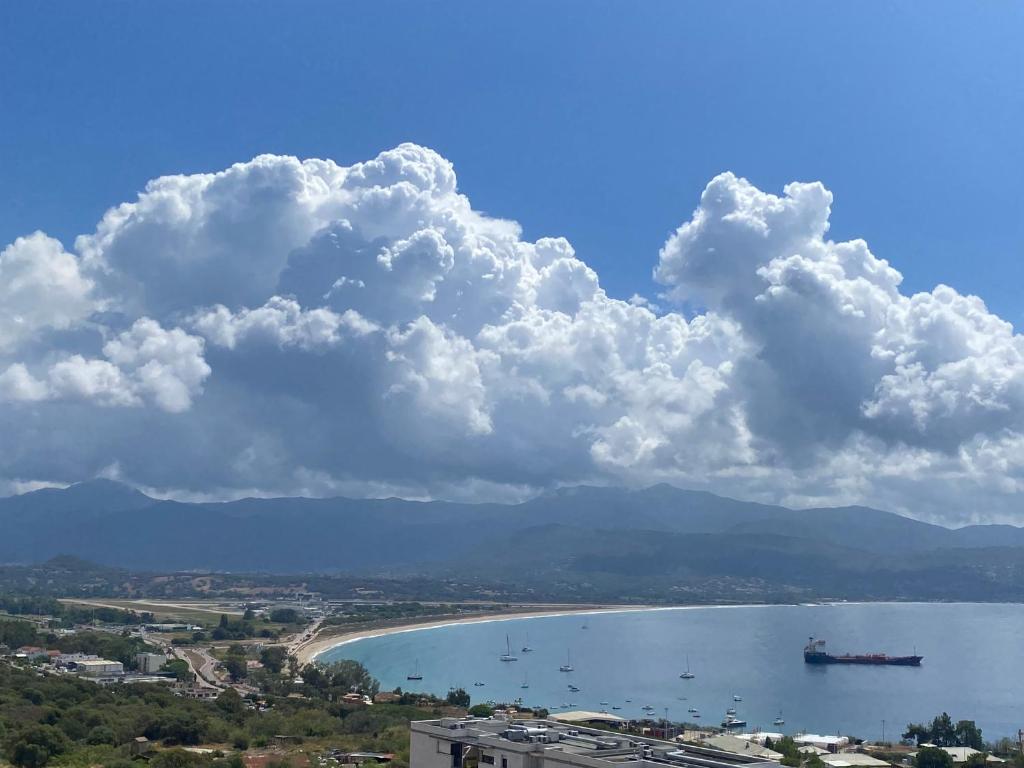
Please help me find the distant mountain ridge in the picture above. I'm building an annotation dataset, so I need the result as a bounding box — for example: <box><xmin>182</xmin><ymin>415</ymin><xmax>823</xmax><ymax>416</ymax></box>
<box><xmin>2</xmin><ymin>480</ymin><xmax>1024</xmax><ymax>601</ymax></box>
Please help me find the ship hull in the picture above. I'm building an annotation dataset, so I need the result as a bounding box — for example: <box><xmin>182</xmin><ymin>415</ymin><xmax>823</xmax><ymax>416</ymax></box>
<box><xmin>804</xmin><ymin>652</ymin><xmax>922</xmax><ymax>666</ymax></box>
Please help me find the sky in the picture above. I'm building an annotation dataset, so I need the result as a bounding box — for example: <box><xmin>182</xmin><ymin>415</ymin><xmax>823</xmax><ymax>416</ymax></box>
<box><xmin>1</xmin><ymin>2</ymin><xmax>1024</xmax><ymax>523</ymax></box>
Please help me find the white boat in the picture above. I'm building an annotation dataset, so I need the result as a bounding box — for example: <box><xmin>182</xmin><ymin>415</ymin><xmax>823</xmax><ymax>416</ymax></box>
<box><xmin>474</xmin><ymin>681</ymin><xmax>485</xmax><ymax>687</ymax></box>
<box><xmin>568</xmin><ymin>684</ymin><xmax>580</xmax><ymax>692</ymax></box>
<box><xmin>679</xmin><ymin>654</ymin><xmax>695</xmax><ymax>679</ymax></box>
<box><xmin>722</xmin><ymin>715</ymin><xmax>747</xmax><ymax>728</ymax></box>
<box><xmin>774</xmin><ymin>711</ymin><xmax>785</xmax><ymax>726</ymax></box>
<box><xmin>600</xmin><ymin>701</ymin><xmax>609</xmax><ymax>705</ymax></box>
<box><xmin>726</xmin><ymin>707</ymin><xmax>736</xmax><ymax>715</ymax></box>
<box><xmin>559</xmin><ymin>650</ymin><xmax>574</xmax><ymax>672</ymax></box>
<box><xmin>500</xmin><ymin>635</ymin><xmax>518</xmax><ymax>662</ymax></box>
<box><xmin>732</xmin><ymin>694</ymin><xmax>742</xmax><ymax>702</ymax></box>
<box><xmin>687</xmin><ymin>707</ymin><xmax>698</xmax><ymax>713</ymax></box>
<box><xmin>521</xmin><ymin>673</ymin><xmax>529</xmax><ymax>689</ymax></box>
<box><xmin>521</xmin><ymin>633</ymin><xmax>534</xmax><ymax>653</ymax></box>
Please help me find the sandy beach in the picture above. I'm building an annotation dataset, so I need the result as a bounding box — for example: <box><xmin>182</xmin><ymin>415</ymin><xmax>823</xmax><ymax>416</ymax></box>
<box><xmin>293</xmin><ymin>605</ymin><xmax>655</xmax><ymax>666</ymax></box>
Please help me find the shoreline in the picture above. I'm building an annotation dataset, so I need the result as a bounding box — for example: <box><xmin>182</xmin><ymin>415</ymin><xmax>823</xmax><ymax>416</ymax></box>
<box><xmin>294</xmin><ymin>605</ymin><xmax>658</xmax><ymax>665</ymax></box>
<box><xmin>292</xmin><ymin>601</ymin><xmax>826</xmax><ymax>665</ymax></box>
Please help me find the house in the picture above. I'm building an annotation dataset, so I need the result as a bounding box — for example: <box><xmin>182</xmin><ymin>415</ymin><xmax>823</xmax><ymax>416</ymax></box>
<box><xmin>135</xmin><ymin>652</ymin><xmax>168</xmax><ymax>673</ymax></box>
<box><xmin>821</xmin><ymin>754</ymin><xmax>891</xmax><ymax>768</ymax></box>
<box><xmin>75</xmin><ymin>659</ymin><xmax>124</xmax><ymax>677</ymax></box>
<box><xmin>912</xmin><ymin>748</ymin><xmax>1004</xmax><ymax>764</ymax></box>
<box><xmin>16</xmin><ymin>646</ymin><xmax>50</xmax><ymax>660</ymax></box>
<box><xmin>700</xmin><ymin>735</ymin><xmax>784</xmax><ymax>761</ymax></box>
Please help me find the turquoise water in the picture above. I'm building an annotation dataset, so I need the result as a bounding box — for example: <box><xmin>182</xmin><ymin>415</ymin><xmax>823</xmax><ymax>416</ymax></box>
<box><xmin>318</xmin><ymin>603</ymin><xmax>1024</xmax><ymax>740</ymax></box>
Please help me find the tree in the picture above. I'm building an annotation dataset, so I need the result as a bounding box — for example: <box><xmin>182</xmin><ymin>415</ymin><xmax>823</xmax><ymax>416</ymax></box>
<box><xmin>259</xmin><ymin>646</ymin><xmax>288</xmax><ymax>673</ymax></box>
<box><xmin>222</xmin><ymin>655</ymin><xmax>248</xmax><ymax>681</ymax></box>
<box><xmin>468</xmin><ymin>704</ymin><xmax>493</xmax><ymax>717</ymax></box>
<box><xmin>954</xmin><ymin>721</ymin><xmax>983</xmax><ymax>750</ymax></box>
<box><xmin>904</xmin><ymin>724</ymin><xmax>931</xmax><ymax>746</ymax></box>
<box><xmin>216</xmin><ymin>688</ymin><xmax>244</xmax><ymax>717</ymax></box>
<box><xmin>931</xmin><ymin>714</ymin><xmax>956</xmax><ymax>747</ymax></box>
<box><xmin>446</xmin><ymin>688</ymin><xmax>471</xmax><ymax>707</ymax></box>
<box><xmin>916</xmin><ymin>748</ymin><xmax>954</xmax><ymax>768</ymax></box>
<box><xmin>7</xmin><ymin>725</ymin><xmax>70</xmax><ymax>768</ymax></box>
<box><xmin>218</xmin><ymin>614</ymin><xmax>229</xmax><ymax>629</ymax></box>
<box><xmin>269</xmin><ymin>608</ymin><xmax>301</xmax><ymax>624</ymax></box>
<box><xmin>162</xmin><ymin>659</ymin><xmax>193</xmax><ymax>682</ymax></box>
<box><xmin>86</xmin><ymin>725</ymin><xmax>116</xmax><ymax>745</ymax></box>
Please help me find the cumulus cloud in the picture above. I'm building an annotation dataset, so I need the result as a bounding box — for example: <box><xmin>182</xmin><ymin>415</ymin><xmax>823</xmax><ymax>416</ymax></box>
<box><xmin>3</xmin><ymin>146</ymin><xmax>1024</xmax><ymax>522</ymax></box>
<box><xmin>0</xmin><ymin>232</ymin><xmax>98</xmax><ymax>352</ymax></box>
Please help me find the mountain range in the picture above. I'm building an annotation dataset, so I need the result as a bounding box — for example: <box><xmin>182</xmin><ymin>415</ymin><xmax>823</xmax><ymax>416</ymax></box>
<box><xmin>3</xmin><ymin>479</ymin><xmax>1024</xmax><ymax>602</ymax></box>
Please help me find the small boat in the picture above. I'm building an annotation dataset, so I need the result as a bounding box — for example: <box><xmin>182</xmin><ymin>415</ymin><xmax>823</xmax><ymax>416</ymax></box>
<box><xmin>599</xmin><ymin>701</ymin><xmax>609</xmax><ymax>705</ymax></box>
<box><xmin>722</xmin><ymin>715</ymin><xmax>746</xmax><ymax>728</ymax></box>
<box><xmin>774</xmin><ymin>711</ymin><xmax>785</xmax><ymax>726</ymax></box>
<box><xmin>726</xmin><ymin>707</ymin><xmax>736</xmax><ymax>715</ymax></box>
<box><xmin>680</xmin><ymin>654</ymin><xmax>695</xmax><ymax>679</ymax></box>
<box><xmin>568</xmin><ymin>684</ymin><xmax>580</xmax><ymax>692</ymax></box>
<box><xmin>521</xmin><ymin>633</ymin><xmax>534</xmax><ymax>653</ymax></box>
<box><xmin>581</xmin><ymin>620</ymin><xmax>589</xmax><ymax>630</ymax></box>
<box><xmin>692</xmin><ymin>712</ymin><xmax>701</xmax><ymax>718</ymax></box>
<box><xmin>500</xmin><ymin>635</ymin><xmax>518</xmax><ymax>662</ymax></box>
<box><xmin>687</xmin><ymin>707</ymin><xmax>698</xmax><ymax>713</ymax></box>
<box><xmin>732</xmin><ymin>695</ymin><xmax>742</xmax><ymax>702</ymax></box>
<box><xmin>473</xmin><ymin>681</ymin><xmax>486</xmax><ymax>687</ymax></box>
<box><xmin>612</xmin><ymin>706</ymin><xmax>621</xmax><ymax>710</ymax></box>
<box><xmin>521</xmin><ymin>673</ymin><xmax>529</xmax><ymax>689</ymax></box>
<box><xmin>559</xmin><ymin>650</ymin><xmax>574</xmax><ymax>672</ymax></box>
<box><xmin>406</xmin><ymin>660</ymin><xmax>423</xmax><ymax>681</ymax></box>
<box><xmin>625</xmin><ymin>699</ymin><xmax>632</xmax><ymax>703</ymax></box>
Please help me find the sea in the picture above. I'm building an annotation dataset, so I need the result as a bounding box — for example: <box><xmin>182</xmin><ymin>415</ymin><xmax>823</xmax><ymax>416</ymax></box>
<box><xmin>317</xmin><ymin>602</ymin><xmax>1024</xmax><ymax>740</ymax></box>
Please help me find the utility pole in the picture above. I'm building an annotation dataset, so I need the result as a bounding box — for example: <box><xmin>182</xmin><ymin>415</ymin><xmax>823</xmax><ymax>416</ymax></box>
<box><xmin>882</xmin><ymin>720</ymin><xmax>886</xmax><ymax>744</ymax></box>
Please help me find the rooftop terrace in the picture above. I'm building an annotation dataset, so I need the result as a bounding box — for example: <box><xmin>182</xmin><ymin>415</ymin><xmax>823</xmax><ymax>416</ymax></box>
<box><xmin>411</xmin><ymin>717</ymin><xmax>780</xmax><ymax>768</ymax></box>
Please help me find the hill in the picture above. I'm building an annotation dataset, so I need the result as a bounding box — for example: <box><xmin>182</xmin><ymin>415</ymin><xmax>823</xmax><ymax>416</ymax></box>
<box><xmin>2</xmin><ymin>480</ymin><xmax>1023</xmax><ymax>601</ymax></box>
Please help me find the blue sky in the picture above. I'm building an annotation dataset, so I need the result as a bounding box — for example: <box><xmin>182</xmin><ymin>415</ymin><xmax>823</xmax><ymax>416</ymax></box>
<box><xmin>3</xmin><ymin>2</ymin><xmax>1022</xmax><ymax>318</ymax></box>
<box><xmin>4</xmin><ymin>2</ymin><xmax>1024</xmax><ymax>519</ymax></box>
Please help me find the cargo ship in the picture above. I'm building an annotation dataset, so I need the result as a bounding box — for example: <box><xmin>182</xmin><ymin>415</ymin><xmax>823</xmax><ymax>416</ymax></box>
<box><xmin>804</xmin><ymin>637</ymin><xmax>922</xmax><ymax>666</ymax></box>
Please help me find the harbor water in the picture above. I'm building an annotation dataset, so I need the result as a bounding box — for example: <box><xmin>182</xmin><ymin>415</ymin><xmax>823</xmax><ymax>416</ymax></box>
<box><xmin>318</xmin><ymin>602</ymin><xmax>1024</xmax><ymax>739</ymax></box>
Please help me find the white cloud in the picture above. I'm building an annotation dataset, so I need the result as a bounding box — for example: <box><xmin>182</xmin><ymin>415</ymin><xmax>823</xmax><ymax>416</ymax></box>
<box><xmin>3</xmin><ymin>148</ymin><xmax>1024</xmax><ymax>522</ymax></box>
<box><xmin>0</xmin><ymin>232</ymin><xmax>97</xmax><ymax>352</ymax></box>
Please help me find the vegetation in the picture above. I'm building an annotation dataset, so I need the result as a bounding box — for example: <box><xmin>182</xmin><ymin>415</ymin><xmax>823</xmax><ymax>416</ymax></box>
<box><xmin>903</xmin><ymin>713</ymin><xmax>984</xmax><ymax>749</ymax></box>
<box><xmin>0</xmin><ymin>654</ymin><xmax>445</xmax><ymax>768</ymax></box>
<box><xmin>914</xmin><ymin>747</ymin><xmax>955</xmax><ymax>768</ymax></box>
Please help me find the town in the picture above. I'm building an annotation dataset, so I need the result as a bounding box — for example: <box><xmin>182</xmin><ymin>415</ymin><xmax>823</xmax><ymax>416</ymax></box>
<box><xmin>0</xmin><ymin>595</ymin><xmax>1020</xmax><ymax>768</ymax></box>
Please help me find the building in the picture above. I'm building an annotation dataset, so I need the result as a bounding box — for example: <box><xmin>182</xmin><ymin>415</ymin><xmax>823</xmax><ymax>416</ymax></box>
<box><xmin>136</xmin><ymin>652</ymin><xmax>168</xmax><ymax>673</ymax></box>
<box><xmin>912</xmin><ymin>748</ymin><xmax>1004</xmax><ymax>765</ymax></box>
<box><xmin>700</xmin><ymin>735</ymin><xmax>784</xmax><ymax>761</ymax></box>
<box><xmin>410</xmin><ymin>717</ymin><xmax>780</xmax><ymax>768</ymax></box>
<box><xmin>792</xmin><ymin>735</ymin><xmax>850</xmax><ymax>753</ymax></box>
<box><xmin>74</xmin><ymin>659</ymin><xmax>124</xmax><ymax>677</ymax></box>
<box><xmin>820</xmin><ymin>754</ymin><xmax>891</xmax><ymax>768</ymax></box>
<box><xmin>56</xmin><ymin>653</ymin><xmax>99</xmax><ymax>666</ymax></box>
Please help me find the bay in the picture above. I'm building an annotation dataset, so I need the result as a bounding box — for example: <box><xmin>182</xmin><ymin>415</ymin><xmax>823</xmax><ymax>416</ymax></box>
<box><xmin>318</xmin><ymin>602</ymin><xmax>1024</xmax><ymax>740</ymax></box>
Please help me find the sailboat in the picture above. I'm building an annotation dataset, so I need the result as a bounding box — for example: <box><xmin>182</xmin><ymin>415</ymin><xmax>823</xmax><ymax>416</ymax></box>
<box><xmin>521</xmin><ymin>633</ymin><xmax>534</xmax><ymax>653</ymax></box>
<box><xmin>500</xmin><ymin>635</ymin><xmax>518</xmax><ymax>662</ymax></box>
<box><xmin>774</xmin><ymin>711</ymin><xmax>785</xmax><ymax>726</ymax></box>
<box><xmin>679</xmin><ymin>655</ymin><xmax>695</xmax><ymax>679</ymax></box>
<box><xmin>406</xmin><ymin>660</ymin><xmax>423</xmax><ymax>681</ymax></box>
<box><xmin>559</xmin><ymin>649</ymin><xmax>574</xmax><ymax>672</ymax></box>
<box><xmin>521</xmin><ymin>672</ymin><xmax>529</xmax><ymax>689</ymax></box>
